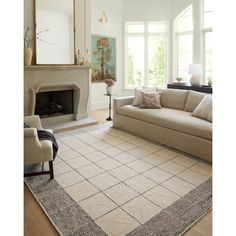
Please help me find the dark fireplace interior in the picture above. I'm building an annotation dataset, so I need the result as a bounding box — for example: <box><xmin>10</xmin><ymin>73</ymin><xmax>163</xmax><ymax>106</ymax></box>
<box><xmin>35</xmin><ymin>90</ymin><xmax>74</xmax><ymax>118</ymax></box>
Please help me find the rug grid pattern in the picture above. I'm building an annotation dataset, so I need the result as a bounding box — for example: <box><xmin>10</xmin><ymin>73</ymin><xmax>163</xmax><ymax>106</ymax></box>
<box><xmin>26</xmin><ymin>123</ymin><xmax>212</xmax><ymax>236</ymax></box>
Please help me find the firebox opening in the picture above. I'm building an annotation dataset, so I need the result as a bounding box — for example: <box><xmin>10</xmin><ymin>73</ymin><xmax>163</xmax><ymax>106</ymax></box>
<box><xmin>35</xmin><ymin>90</ymin><xmax>74</xmax><ymax>118</ymax></box>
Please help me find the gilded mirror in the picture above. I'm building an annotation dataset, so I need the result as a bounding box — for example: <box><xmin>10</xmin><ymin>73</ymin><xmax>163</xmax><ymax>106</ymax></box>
<box><xmin>35</xmin><ymin>0</ymin><xmax>75</xmax><ymax>64</ymax></box>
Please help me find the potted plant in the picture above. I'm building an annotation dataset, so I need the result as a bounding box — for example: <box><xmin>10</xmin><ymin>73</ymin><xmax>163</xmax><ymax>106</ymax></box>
<box><xmin>105</xmin><ymin>78</ymin><xmax>115</xmax><ymax>95</ymax></box>
<box><xmin>207</xmin><ymin>77</ymin><xmax>212</xmax><ymax>87</ymax></box>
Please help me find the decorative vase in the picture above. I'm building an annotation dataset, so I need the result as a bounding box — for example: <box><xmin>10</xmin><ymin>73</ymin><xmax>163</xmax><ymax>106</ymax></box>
<box><xmin>106</xmin><ymin>86</ymin><xmax>112</xmax><ymax>95</ymax></box>
<box><xmin>24</xmin><ymin>48</ymin><xmax>33</xmax><ymax>66</ymax></box>
<box><xmin>208</xmin><ymin>79</ymin><xmax>212</xmax><ymax>87</ymax></box>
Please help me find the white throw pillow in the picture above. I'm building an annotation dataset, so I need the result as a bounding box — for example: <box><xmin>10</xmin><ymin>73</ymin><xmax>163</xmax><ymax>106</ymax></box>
<box><xmin>132</xmin><ymin>87</ymin><xmax>156</xmax><ymax>106</ymax></box>
<box><xmin>192</xmin><ymin>95</ymin><xmax>212</xmax><ymax>122</ymax></box>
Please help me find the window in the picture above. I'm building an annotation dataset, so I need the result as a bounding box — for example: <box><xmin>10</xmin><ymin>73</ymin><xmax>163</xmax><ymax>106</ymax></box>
<box><xmin>174</xmin><ymin>6</ymin><xmax>193</xmax><ymax>81</ymax></box>
<box><xmin>204</xmin><ymin>31</ymin><xmax>213</xmax><ymax>81</ymax></box>
<box><xmin>203</xmin><ymin>0</ymin><xmax>213</xmax><ymax>83</ymax></box>
<box><xmin>125</xmin><ymin>22</ymin><xmax>168</xmax><ymax>89</ymax></box>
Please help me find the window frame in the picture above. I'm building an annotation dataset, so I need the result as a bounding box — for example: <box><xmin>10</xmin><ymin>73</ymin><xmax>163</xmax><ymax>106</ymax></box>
<box><xmin>173</xmin><ymin>5</ymin><xmax>194</xmax><ymax>82</ymax></box>
<box><xmin>124</xmin><ymin>21</ymin><xmax>169</xmax><ymax>89</ymax></box>
<box><xmin>202</xmin><ymin>0</ymin><xmax>213</xmax><ymax>83</ymax></box>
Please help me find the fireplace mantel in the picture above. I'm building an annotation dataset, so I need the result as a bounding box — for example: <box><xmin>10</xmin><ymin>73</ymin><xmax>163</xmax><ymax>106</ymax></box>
<box><xmin>24</xmin><ymin>64</ymin><xmax>91</xmax><ymax>71</ymax></box>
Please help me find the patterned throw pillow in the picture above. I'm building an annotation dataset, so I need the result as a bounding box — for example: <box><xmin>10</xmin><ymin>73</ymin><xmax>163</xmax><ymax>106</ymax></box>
<box><xmin>139</xmin><ymin>91</ymin><xmax>162</xmax><ymax>109</ymax></box>
<box><xmin>192</xmin><ymin>95</ymin><xmax>212</xmax><ymax>122</ymax></box>
<box><xmin>132</xmin><ymin>87</ymin><xmax>157</xmax><ymax>106</ymax></box>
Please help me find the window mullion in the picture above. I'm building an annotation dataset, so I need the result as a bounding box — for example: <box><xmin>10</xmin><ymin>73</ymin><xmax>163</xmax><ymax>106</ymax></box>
<box><xmin>174</xmin><ymin>5</ymin><xmax>194</xmax><ymax>82</ymax></box>
<box><xmin>144</xmin><ymin>23</ymin><xmax>148</xmax><ymax>86</ymax></box>
<box><xmin>176</xmin><ymin>35</ymin><xmax>179</xmax><ymax>79</ymax></box>
<box><xmin>202</xmin><ymin>31</ymin><xmax>206</xmax><ymax>83</ymax></box>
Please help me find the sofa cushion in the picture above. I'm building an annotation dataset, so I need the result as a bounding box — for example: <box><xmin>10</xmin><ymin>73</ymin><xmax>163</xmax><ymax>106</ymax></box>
<box><xmin>118</xmin><ymin>105</ymin><xmax>212</xmax><ymax>140</ymax></box>
<box><xmin>157</xmin><ymin>89</ymin><xmax>189</xmax><ymax>110</ymax></box>
<box><xmin>192</xmin><ymin>95</ymin><xmax>212</xmax><ymax>122</ymax></box>
<box><xmin>184</xmin><ymin>90</ymin><xmax>205</xmax><ymax>112</ymax></box>
<box><xmin>140</xmin><ymin>91</ymin><xmax>162</xmax><ymax>109</ymax></box>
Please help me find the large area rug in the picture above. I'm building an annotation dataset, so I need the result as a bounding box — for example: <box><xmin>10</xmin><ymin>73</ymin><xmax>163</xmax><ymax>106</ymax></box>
<box><xmin>25</xmin><ymin>123</ymin><xmax>212</xmax><ymax>236</ymax></box>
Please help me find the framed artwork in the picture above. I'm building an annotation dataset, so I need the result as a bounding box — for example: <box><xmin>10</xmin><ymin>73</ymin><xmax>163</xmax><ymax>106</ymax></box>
<box><xmin>91</xmin><ymin>35</ymin><xmax>116</xmax><ymax>83</ymax></box>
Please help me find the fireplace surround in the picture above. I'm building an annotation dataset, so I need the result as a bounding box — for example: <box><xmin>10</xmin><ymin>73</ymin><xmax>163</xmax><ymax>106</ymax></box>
<box><xmin>24</xmin><ymin>65</ymin><xmax>91</xmax><ymax>127</ymax></box>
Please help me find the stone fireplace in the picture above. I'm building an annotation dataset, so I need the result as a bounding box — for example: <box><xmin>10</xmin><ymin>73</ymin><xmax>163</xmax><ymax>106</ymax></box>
<box><xmin>24</xmin><ymin>65</ymin><xmax>96</xmax><ymax>130</ymax></box>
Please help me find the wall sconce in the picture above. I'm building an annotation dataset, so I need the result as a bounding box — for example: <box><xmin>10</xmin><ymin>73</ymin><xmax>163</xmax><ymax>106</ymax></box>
<box><xmin>98</xmin><ymin>11</ymin><xmax>110</xmax><ymax>27</ymax></box>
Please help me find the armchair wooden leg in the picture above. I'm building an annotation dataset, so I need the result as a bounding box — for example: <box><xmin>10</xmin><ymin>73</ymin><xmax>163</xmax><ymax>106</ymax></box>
<box><xmin>49</xmin><ymin>161</ymin><xmax>54</xmax><ymax>180</ymax></box>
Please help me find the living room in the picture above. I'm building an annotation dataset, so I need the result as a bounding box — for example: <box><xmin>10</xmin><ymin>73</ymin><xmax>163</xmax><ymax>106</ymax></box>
<box><xmin>1</xmin><ymin>0</ymin><xmax>235</xmax><ymax>235</ymax></box>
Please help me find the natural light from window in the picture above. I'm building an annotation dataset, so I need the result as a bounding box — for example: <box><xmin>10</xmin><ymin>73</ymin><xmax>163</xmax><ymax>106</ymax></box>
<box><xmin>174</xmin><ymin>6</ymin><xmax>193</xmax><ymax>82</ymax></box>
<box><xmin>125</xmin><ymin>22</ymin><xmax>168</xmax><ymax>89</ymax></box>
<box><xmin>203</xmin><ymin>0</ymin><xmax>213</xmax><ymax>83</ymax></box>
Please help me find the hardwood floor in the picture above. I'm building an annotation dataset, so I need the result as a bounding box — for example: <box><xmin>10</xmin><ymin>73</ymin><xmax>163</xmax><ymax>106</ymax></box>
<box><xmin>184</xmin><ymin>211</ymin><xmax>212</xmax><ymax>236</ymax></box>
<box><xmin>24</xmin><ymin>185</ymin><xmax>59</xmax><ymax>236</ymax></box>
<box><xmin>24</xmin><ymin>108</ymin><xmax>212</xmax><ymax>236</ymax></box>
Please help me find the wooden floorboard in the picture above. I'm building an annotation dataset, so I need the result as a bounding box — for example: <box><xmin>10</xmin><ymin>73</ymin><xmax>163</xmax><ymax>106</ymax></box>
<box><xmin>183</xmin><ymin>211</ymin><xmax>212</xmax><ymax>236</ymax></box>
<box><xmin>24</xmin><ymin>185</ymin><xmax>59</xmax><ymax>236</ymax></box>
<box><xmin>24</xmin><ymin>108</ymin><xmax>212</xmax><ymax>236</ymax></box>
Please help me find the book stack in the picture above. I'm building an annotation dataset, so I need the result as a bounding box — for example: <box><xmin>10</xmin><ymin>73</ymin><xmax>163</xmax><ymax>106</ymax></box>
<box><xmin>173</xmin><ymin>82</ymin><xmax>187</xmax><ymax>85</ymax></box>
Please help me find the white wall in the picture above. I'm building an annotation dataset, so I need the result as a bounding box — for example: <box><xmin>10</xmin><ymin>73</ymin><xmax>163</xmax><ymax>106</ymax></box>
<box><xmin>90</xmin><ymin>0</ymin><xmax>125</xmax><ymax>109</ymax></box>
<box><xmin>124</xmin><ymin>0</ymin><xmax>171</xmax><ymax>21</ymax></box>
<box><xmin>170</xmin><ymin>0</ymin><xmax>193</xmax><ymax>19</ymax></box>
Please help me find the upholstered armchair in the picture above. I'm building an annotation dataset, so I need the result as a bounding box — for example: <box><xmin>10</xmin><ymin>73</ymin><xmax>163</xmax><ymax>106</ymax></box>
<box><xmin>24</xmin><ymin>115</ymin><xmax>54</xmax><ymax>179</ymax></box>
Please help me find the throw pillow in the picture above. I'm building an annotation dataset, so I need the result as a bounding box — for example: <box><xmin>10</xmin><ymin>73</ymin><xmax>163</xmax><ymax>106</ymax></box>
<box><xmin>184</xmin><ymin>90</ymin><xmax>206</xmax><ymax>112</ymax></box>
<box><xmin>192</xmin><ymin>95</ymin><xmax>212</xmax><ymax>122</ymax></box>
<box><xmin>132</xmin><ymin>87</ymin><xmax>156</xmax><ymax>106</ymax></box>
<box><xmin>139</xmin><ymin>91</ymin><xmax>162</xmax><ymax>109</ymax></box>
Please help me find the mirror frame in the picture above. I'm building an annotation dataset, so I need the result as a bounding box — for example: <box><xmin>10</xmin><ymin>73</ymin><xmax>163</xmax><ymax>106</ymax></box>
<box><xmin>34</xmin><ymin>0</ymin><xmax>76</xmax><ymax>65</ymax></box>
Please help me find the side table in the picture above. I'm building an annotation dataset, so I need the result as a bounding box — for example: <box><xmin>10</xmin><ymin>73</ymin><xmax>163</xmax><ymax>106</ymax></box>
<box><xmin>104</xmin><ymin>94</ymin><xmax>116</xmax><ymax>121</ymax></box>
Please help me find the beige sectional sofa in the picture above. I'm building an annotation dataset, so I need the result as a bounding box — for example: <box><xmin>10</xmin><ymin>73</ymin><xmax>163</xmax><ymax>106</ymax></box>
<box><xmin>113</xmin><ymin>89</ymin><xmax>212</xmax><ymax>162</ymax></box>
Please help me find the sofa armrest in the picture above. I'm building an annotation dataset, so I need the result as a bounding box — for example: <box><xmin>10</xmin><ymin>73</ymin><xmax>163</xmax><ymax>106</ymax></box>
<box><xmin>113</xmin><ymin>96</ymin><xmax>134</xmax><ymax>113</ymax></box>
<box><xmin>113</xmin><ymin>96</ymin><xmax>134</xmax><ymax>127</ymax></box>
<box><xmin>24</xmin><ymin>115</ymin><xmax>43</xmax><ymax>130</ymax></box>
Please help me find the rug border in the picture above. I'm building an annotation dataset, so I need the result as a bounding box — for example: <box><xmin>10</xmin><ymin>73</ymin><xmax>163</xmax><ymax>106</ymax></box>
<box><xmin>25</xmin><ymin>180</ymin><xmax>63</xmax><ymax>236</ymax></box>
<box><xmin>25</xmin><ymin>178</ymin><xmax>212</xmax><ymax>236</ymax></box>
